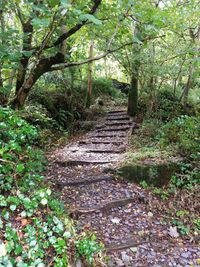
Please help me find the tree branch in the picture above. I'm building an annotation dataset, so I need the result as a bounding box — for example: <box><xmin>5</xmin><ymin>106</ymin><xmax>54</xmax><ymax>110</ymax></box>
<box><xmin>53</xmin><ymin>0</ymin><xmax>102</xmax><ymax>47</ymax></box>
<box><xmin>51</xmin><ymin>35</ymin><xmax>165</xmax><ymax>71</ymax></box>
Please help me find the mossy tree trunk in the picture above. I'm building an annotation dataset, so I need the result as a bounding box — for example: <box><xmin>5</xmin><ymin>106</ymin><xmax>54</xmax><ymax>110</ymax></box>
<box><xmin>86</xmin><ymin>40</ymin><xmax>94</xmax><ymax>108</ymax></box>
<box><xmin>0</xmin><ymin>8</ymin><xmax>7</xmax><ymax>106</ymax></box>
<box><xmin>127</xmin><ymin>23</ymin><xmax>141</xmax><ymax>117</ymax></box>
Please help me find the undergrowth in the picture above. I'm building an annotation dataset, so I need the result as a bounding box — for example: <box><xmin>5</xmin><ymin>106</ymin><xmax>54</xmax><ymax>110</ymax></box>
<box><xmin>0</xmin><ymin>107</ymin><xmax>102</xmax><ymax>266</ymax></box>
<box><xmin>127</xmin><ymin>91</ymin><xmax>200</xmax><ymax>238</ymax></box>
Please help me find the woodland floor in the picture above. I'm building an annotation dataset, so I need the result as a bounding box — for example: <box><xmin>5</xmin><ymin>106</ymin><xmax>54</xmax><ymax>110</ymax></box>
<box><xmin>46</xmin><ymin>110</ymin><xmax>200</xmax><ymax>267</ymax></box>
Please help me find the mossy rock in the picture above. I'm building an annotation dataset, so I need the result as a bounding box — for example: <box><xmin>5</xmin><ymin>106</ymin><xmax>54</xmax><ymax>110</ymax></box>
<box><xmin>118</xmin><ymin>161</ymin><xmax>180</xmax><ymax>187</ymax></box>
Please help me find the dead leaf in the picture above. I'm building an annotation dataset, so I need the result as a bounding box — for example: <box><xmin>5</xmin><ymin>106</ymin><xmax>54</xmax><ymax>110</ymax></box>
<box><xmin>111</xmin><ymin>217</ymin><xmax>121</xmax><ymax>224</ymax></box>
<box><xmin>21</xmin><ymin>219</ymin><xmax>28</xmax><ymax>226</ymax></box>
<box><xmin>130</xmin><ymin>247</ymin><xmax>137</xmax><ymax>253</ymax></box>
<box><xmin>147</xmin><ymin>212</ymin><xmax>153</xmax><ymax>217</ymax></box>
<box><xmin>168</xmin><ymin>226</ymin><xmax>179</xmax><ymax>238</ymax></box>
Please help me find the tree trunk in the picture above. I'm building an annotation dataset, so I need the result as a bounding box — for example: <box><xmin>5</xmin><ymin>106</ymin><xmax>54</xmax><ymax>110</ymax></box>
<box><xmin>183</xmin><ymin>64</ymin><xmax>193</xmax><ymax>108</ymax></box>
<box><xmin>127</xmin><ymin>24</ymin><xmax>140</xmax><ymax>117</ymax></box>
<box><xmin>11</xmin><ymin>51</ymin><xmax>65</xmax><ymax>109</ymax></box>
<box><xmin>0</xmin><ymin>8</ymin><xmax>7</xmax><ymax>105</ymax></box>
<box><xmin>128</xmin><ymin>74</ymin><xmax>138</xmax><ymax>116</ymax></box>
<box><xmin>16</xmin><ymin>22</ymin><xmax>33</xmax><ymax>93</ymax></box>
<box><xmin>86</xmin><ymin>40</ymin><xmax>94</xmax><ymax>108</ymax></box>
<box><xmin>182</xmin><ymin>27</ymin><xmax>200</xmax><ymax>108</ymax></box>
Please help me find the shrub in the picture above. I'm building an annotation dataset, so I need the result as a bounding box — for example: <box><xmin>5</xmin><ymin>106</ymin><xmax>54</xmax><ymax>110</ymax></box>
<box><xmin>0</xmin><ymin>107</ymin><xmax>74</xmax><ymax>266</ymax></box>
<box><xmin>29</xmin><ymin>75</ymin><xmax>120</xmax><ymax>129</ymax></box>
<box><xmin>159</xmin><ymin>115</ymin><xmax>200</xmax><ymax>156</ymax></box>
<box><xmin>138</xmin><ymin>89</ymin><xmax>185</xmax><ymax>120</ymax></box>
<box><xmin>0</xmin><ymin>107</ymin><xmax>103</xmax><ymax>266</ymax></box>
<box><xmin>92</xmin><ymin>78</ymin><xmax>119</xmax><ymax>97</ymax></box>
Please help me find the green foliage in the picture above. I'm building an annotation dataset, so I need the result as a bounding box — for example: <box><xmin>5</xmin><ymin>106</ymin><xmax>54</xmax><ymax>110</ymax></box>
<box><xmin>138</xmin><ymin>89</ymin><xmax>185</xmax><ymax>120</ymax></box>
<box><xmin>139</xmin><ymin>180</ymin><xmax>149</xmax><ymax>189</ymax></box>
<box><xmin>172</xmin><ymin>219</ymin><xmax>190</xmax><ymax>235</ymax></box>
<box><xmin>75</xmin><ymin>234</ymin><xmax>103</xmax><ymax>264</ymax></box>
<box><xmin>159</xmin><ymin>115</ymin><xmax>200</xmax><ymax>156</ymax></box>
<box><xmin>92</xmin><ymin>78</ymin><xmax>119</xmax><ymax>98</ymax></box>
<box><xmin>28</xmin><ymin>74</ymin><xmax>120</xmax><ymax>129</ymax></box>
<box><xmin>0</xmin><ymin>107</ymin><xmax>102</xmax><ymax>266</ymax></box>
<box><xmin>171</xmin><ymin>161</ymin><xmax>200</xmax><ymax>189</ymax></box>
<box><xmin>22</xmin><ymin>104</ymin><xmax>56</xmax><ymax>129</ymax></box>
<box><xmin>156</xmin><ymin>90</ymin><xmax>185</xmax><ymax>120</ymax></box>
<box><xmin>29</xmin><ymin>73</ymin><xmax>84</xmax><ymax>128</ymax></box>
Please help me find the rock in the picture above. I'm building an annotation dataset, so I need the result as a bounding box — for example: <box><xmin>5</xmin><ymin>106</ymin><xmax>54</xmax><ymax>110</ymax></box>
<box><xmin>115</xmin><ymin>258</ymin><xmax>124</xmax><ymax>267</ymax></box>
<box><xmin>181</xmin><ymin>252</ymin><xmax>190</xmax><ymax>258</ymax></box>
<box><xmin>119</xmin><ymin>161</ymin><xmax>180</xmax><ymax>187</ymax></box>
<box><xmin>130</xmin><ymin>247</ymin><xmax>138</xmax><ymax>253</ymax></box>
<box><xmin>112</xmin><ymin>79</ymin><xmax>130</xmax><ymax>95</ymax></box>
<box><xmin>121</xmin><ymin>251</ymin><xmax>131</xmax><ymax>264</ymax></box>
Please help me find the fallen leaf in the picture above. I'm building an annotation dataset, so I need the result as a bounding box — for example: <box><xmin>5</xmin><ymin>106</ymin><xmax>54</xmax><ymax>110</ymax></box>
<box><xmin>121</xmin><ymin>251</ymin><xmax>131</xmax><ymax>263</ymax></box>
<box><xmin>111</xmin><ymin>217</ymin><xmax>121</xmax><ymax>224</ymax></box>
<box><xmin>138</xmin><ymin>230</ymin><xmax>145</xmax><ymax>236</ymax></box>
<box><xmin>147</xmin><ymin>212</ymin><xmax>153</xmax><ymax>217</ymax></box>
<box><xmin>21</xmin><ymin>219</ymin><xmax>28</xmax><ymax>226</ymax></box>
<box><xmin>168</xmin><ymin>226</ymin><xmax>179</xmax><ymax>238</ymax></box>
<box><xmin>130</xmin><ymin>247</ymin><xmax>137</xmax><ymax>253</ymax></box>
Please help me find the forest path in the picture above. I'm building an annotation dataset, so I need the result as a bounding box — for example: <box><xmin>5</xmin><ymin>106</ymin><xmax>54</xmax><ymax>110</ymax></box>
<box><xmin>47</xmin><ymin>111</ymin><xmax>200</xmax><ymax>267</ymax></box>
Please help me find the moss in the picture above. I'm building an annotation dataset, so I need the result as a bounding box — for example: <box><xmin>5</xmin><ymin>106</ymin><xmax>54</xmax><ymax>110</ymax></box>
<box><xmin>119</xmin><ymin>161</ymin><xmax>180</xmax><ymax>187</ymax></box>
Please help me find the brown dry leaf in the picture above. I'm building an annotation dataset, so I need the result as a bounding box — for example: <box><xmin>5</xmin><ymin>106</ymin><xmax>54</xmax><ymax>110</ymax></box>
<box><xmin>16</xmin><ymin>256</ymin><xmax>22</xmax><ymax>262</ymax></box>
<box><xmin>21</xmin><ymin>219</ymin><xmax>28</xmax><ymax>226</ymax></box>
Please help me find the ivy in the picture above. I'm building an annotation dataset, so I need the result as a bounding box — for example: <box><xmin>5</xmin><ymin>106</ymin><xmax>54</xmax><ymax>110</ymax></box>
<box><xmin>0</xmin><ymin>108</ymin><xmax>74</xmax><ymax>266</ymax></box>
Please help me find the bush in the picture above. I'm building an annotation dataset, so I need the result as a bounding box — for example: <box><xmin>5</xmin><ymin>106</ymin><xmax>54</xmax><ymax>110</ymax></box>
<box><xmin>159</xmin><ymin>115</ymin><xmax>200</xmax><ymax>157</ymax></box>
<box><xmin>138</xmin><ymin>89</ymin><xmax>185</xmax><ymax>120</ymax></box>
<box><xmin>92</xmin><ymin>78</ymin><xmax>119</xmax><ymax>97</ymax></box>
<box><xmin>157</xmin><ymin>90</ymin><xmax>184</xmax><ymax>120</ymax></box>
<box><xmin>0</xmin><ymin>107</ymin><xmax>74</xmax><ymax>266</ymax></box>
<box><xmin>0</xmin><ymin>107</ymin><xmax>103</xmax><ymax>266</ymax></box>
<box><xmin>29</xmin><ymin>74</ymin><xmax>120</xmax><ymax>129</ymax></box>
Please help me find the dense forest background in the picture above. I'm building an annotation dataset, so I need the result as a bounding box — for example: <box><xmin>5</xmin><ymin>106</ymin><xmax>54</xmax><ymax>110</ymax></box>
<box><xmin>0</xmin><ymin>0</ymin><xmax>199</xmax><ymax>266</ymax></box>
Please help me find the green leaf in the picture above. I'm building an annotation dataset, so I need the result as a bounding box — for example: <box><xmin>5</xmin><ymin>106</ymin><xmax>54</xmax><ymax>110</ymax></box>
<box><xmin>41</xmin><ymin>198</ymin><xmax>48</xmax><ymax>205</ymax></box>
<box><xmin>10</xmin><ymin>204</ymin><xmax>17</xmax><ymax>211</ymax></box>
<box><xmin>22</xmin><ymin>50</ymin><xmax>33</xmax><ymax>57</ymax></box>
<box><xmin>80</xmin><ymin>14</ymin><xmax>102</xmax><ymax>25</ymax></box>
<box><xmin>16</xmin><ymin>163</ymin><xmax>25</xmax><ymax>173</ymax></box>
<box><xmin>48</xmin><ymin>0</ymin><xmax>60</xmax><ymax>7</ymax></box>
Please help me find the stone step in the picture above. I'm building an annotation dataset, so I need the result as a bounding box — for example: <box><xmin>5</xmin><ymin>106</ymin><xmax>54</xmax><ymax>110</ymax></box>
<box><xmin>70</xmin><ymin>197</ymin><xmax>139</xmax><ymax>216</ymax></box>
<box><xmin>79</xmin><ymin>140</ymin><xmax>122</xmax><ymax>145</ymax></box>
<box><xmin>85</xmin><ymin>148</ymin><xmax>124</xmax><ymax>153</ymax></box>
<box><xmin>56</xmin><ymin>159</ymin><xmax>117</xmax><ymax>166</ymax></box>
<box><xmin>96</xmin><ymin>126</ymin><xmax>131</xmax><ymax>132</ymax></box>
<box><xmin>108</xmin><ymin>110</ymin><xmax>127</xmax><ymax>114</ymax></box>
<box><xmin>67</xmin><ymin>144</ymin><xmax>125</xmax><ymax>154</ymax></box>
<box><xmin>55</xmin><ymin>175</ymin><xmax>114</xmax><ymax>187</ymax></box>
<box><xmin>105</xmin><ymin>121</ymin><xmax>132</xmax><ymax>126</ymax></box>
<box><xmin>107</xmin><ymin>116</ymin><xmax>130</xmax><ymax>120</ymax></box>
<box><xmin>107</xmin><ymin>113</ymin><xmax>128</xmax><ymax>117</ymax></box>
<box><xmin>106</xmin><ymin>238</ymin><xmax>143</xmax><ymax>252</ymax></box>
<box><xmin>91</xmin><ymin>132</ymin><xmax>127</xmax><ymax>138</ymax></box>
